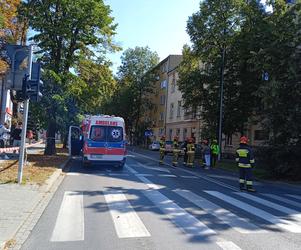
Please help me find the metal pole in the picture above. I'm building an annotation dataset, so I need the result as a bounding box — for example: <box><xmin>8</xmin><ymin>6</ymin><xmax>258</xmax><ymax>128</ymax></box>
<box><xmin>218</xmin><ymin>47</ymin><xmax>225</xmax><ymax>161</ymax></box>
<box><xmin>17</xmin><ymin>45</ymin><xmax>32</xmax><ymax>184</ymax></box>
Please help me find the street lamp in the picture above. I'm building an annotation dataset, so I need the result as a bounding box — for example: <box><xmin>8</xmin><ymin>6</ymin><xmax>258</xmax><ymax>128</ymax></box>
<box><xmin>218</xmin><ymin>47</ymin><xmax>226</xmax><ymax>161</ymax></box>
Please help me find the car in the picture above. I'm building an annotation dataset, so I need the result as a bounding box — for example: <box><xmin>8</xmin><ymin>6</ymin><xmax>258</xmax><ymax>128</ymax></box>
<box><xmin>165</xmin><ymin>140</ymin><xmax>173</xmax><ymax>154</ymax></box>
<box><xmin>149</xmin><ymin>141</ymin><xmax>160</xmax><ymax>151</ymax></box>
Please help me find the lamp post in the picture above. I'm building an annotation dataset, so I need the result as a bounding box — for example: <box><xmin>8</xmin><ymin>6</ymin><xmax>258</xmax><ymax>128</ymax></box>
<box><xmin>218</xmin><ymin>47</ymin><xmax>225</xmax><ymax>161</ymax></box>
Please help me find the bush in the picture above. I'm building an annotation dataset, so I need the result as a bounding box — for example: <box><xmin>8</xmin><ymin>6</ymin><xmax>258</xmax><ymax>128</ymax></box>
<box><xmin>254</xmin><ymin>145</ymin><xmax>301</xmax><ymax>180</ymax></box>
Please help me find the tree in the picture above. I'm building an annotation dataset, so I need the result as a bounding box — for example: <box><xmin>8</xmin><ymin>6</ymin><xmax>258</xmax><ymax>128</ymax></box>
<box><xmin>113</xmin><ymin>46</ymin><xmax>159</xmax><ymax>143</ymax></box>
<box><xmin>21</xmin><ymin>0</ymin><xmax>118</xmax><ymax>154</ymax></box>
<box><xmin>179</xmin><ymin>0</ymin><xmax>245</xmax><ymax>139</ymax></box>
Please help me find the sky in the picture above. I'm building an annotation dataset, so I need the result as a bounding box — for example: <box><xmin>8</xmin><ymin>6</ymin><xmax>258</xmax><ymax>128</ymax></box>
<box><xmin>104</xmin><ymin>0</ymin><xmax>200</xmax><ymax>74</ymax></box>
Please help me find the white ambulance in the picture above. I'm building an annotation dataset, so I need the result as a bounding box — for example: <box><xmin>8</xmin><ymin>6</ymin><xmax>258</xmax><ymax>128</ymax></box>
<box><xmin>69</xmin><ymin>115</ymin><xmax>127</xmax><ymax>168</ymax></box>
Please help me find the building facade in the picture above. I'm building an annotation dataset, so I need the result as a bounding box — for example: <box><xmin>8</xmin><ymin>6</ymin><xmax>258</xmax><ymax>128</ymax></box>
<box><xmin>165</xmin><ymin>66</ymin><xmax>199</xmax><ymax>142</ymax></box>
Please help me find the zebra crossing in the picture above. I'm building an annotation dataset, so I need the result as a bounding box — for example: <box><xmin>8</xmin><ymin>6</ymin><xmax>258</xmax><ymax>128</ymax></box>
<box><xmin>50</xmin><ymin>172</ymin><xmax>301</xmax><ymax>250</ymax></box>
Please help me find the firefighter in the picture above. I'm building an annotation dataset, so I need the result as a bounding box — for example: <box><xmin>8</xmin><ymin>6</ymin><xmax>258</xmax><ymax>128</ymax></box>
<box><xmin>159</xmin><ymin>135</ymin><xmax>166</xmax><ymax>165</ymax></box>
<box><xmin>187</xmin><ymin>137</ymin><xmax>195</xmax><ymax>167</ymax></box>
<box><xmin>182</xmin><ymin>138</ymin><xmax>188</xmax><ymax>166</ymax></box>
<box><xmin>172</xmin><ymin>136</ymin><xmax>180</xmax><ymax>166</ymax></box>
<box><xmin>236</xmin><ymin>136</ymin><xmax>256</xmax><ymax>192</ymax></box>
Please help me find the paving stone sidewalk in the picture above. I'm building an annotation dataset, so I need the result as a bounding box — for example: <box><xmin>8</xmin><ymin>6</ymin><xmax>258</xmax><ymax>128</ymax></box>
<box><xmin>0</xmin><ymin>144</ymin><xmax>67</xmax><ymax>250</ymax></box>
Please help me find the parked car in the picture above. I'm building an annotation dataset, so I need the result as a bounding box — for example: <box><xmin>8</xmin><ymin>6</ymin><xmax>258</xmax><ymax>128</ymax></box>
<box><xmin>165</xmin><ymin>140</ymin><xmax>173</xmax><ymax>154</ymax></box>
<box><xmin>149</xmin><ymin>141</ymin><xmax>160</xmax><ymax>151</ymax></box>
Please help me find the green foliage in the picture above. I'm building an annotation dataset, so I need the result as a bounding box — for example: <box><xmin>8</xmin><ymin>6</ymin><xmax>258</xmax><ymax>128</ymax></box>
<box><xmin>21</xmin><ymin>0</ymin><xmax>118</xmax><ymax>154</ymax></box>
<box><xmin>104</xmin><ymin>46</ymin><xmax>159</xmax><ymax>143</ymax></box>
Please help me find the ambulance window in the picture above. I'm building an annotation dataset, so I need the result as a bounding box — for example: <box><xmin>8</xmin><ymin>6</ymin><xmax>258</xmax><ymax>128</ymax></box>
<box><xmin>107</xmin><ymin>126</ymin><xmax>123</xmax><ymax>142</ymax></box>
<box><xmin>90</xmin><ymin>126</ymin><xmax>106</xmax><ymax>141</ymax></box>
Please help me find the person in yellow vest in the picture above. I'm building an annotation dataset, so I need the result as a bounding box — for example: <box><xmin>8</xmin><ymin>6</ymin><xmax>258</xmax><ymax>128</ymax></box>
<box><xmin>210</xmin><ymin>139</ymin><xmax>220</xmax><ymax>168</ymax></box>
<box><xmin>172</xmin><ymin>136</ymin><xmax>180</xmax><ymax>166</ymax></box>
<box><xmin>159</xmin><ymin>135</ymin><xmax>166</xmax><ymax>165</ymax></box>
<box><xmin>187</xmin><ymin>137</ymin><xmax>195</xmax><ymax>167</ymax></box>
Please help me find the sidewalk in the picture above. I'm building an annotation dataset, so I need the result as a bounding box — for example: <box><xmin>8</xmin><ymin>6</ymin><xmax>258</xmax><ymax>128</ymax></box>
<box><xmin>0</xmin><ymin>143</ymin><xmax>68</xmax><ymax>250</ymax></box>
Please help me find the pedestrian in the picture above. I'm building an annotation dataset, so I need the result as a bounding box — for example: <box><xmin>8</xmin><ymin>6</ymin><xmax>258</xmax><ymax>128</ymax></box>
<box><xmin>159</xmin><ymin>135</ymin><xmax>166</xmax><ymax>165</ymax></box>
<box><xmin>172</xmin><ymin>136</ymin><xmax>180</xmax><ymax>166</ymax></box>
<box><xmin>182</xmin><ymin>138</ymin><xmax>188</xmax><ymax>166</ymax></box>
<box><xmin>0</xmin><ymin>122</ymin><xmax>10</xmax><ymax>159</ymax></box>
<box><xmin>27</xmin><ymin>130</ymin><xmax>34</xmax><ymax>144</ymax></box>
<box><xmin>210</xmin><ymin>139</ymin><xmax>220</xmax><ymax>168</ymax></box>
<box><xmin>202</xmin><ymin>140</ymin><xmax>211</xmax><ymax>169</ymax></box>
<box><xmin>236</xmin><ymin>136</ymin><xmax>256</xmax><ymax>192</ymax></box>
<box><xmin>187</xmin><ymin>137</ymin><xmax>195</xmax><ymax>167</ymax></box>
<box><xmin>11</xmin><ymin>122</ymin><xmax>22</xmax><ymax>147</ymax></box>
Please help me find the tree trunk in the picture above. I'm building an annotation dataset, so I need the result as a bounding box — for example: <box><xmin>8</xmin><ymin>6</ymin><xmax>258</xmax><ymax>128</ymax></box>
<box><xmin>44</xmin><ymin>120</ymin><xmax>56</xmax><ymax>155</ymax></box>
<box><xmin>63</xmin><ymin>132</ymin><xmax>68</xmax><ymax>149</ymax></box>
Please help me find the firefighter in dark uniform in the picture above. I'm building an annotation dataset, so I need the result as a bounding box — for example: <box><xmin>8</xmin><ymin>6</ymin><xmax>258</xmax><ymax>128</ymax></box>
<box><xmin>172</xmin><ymin>136</ymin><xmax>180</xmax><ymax>166</ymax></box>
<box><xmin>182</xmin><ymin>138</ymin><xmax>188</xmax><ymax>166</ymax></box>
<box><xmin>236</xmin><ymin>136</ymin><xmax>256</xmax><ymax>192</ymax></box>
<box><xmin>187</xmin><ymin>137</ymin><xmax>195</xmax><ymax>167</ymax></box>
<box><xmin>159</xmin><ymin>135</ymin><xmax>166</xmax><ymax>165</ymax></box>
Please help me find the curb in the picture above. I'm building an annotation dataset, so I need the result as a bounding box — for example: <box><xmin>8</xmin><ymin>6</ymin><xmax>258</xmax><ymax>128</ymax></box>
<box><xmin>1</xmin><ymin>158</ymin><xmax>70</xmax><ymax>250</ymax></box>
<box><xmin>39</xmin><ymin>158</ymin><xmax>70</xmax><ymax>193</ymax></box>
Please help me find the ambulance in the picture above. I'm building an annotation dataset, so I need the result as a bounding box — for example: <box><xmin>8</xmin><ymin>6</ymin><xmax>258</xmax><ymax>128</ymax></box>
<box><xmin>68</xmin><ymin>115</ymin><xmax>127</xmax><ymax>168</ymax></box>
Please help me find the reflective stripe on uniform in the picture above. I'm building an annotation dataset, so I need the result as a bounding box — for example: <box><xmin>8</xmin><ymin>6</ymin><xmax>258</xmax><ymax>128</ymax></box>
<box><xmin>238</xmin><ymin>163</ymin><xmax>251</xmax><ymax>168</ymax></box>
<box><xmin>246</xmin><ymin>181</ymin><xmax>253</xmax><ymax>185</ymax></box>
<box><xmin>250</xmin><ymin>159</ymin><xmax>255</xmax><ymax>163</ymax></box>
<box><xmin>237</xmin><ymin>149</ymin><xmax>248</xmax><ymax>157</ymax></box>
<box><xmin>239</xmin><ymin>179</ymin><xmax>245</xmax><ymax>184</ymax></box>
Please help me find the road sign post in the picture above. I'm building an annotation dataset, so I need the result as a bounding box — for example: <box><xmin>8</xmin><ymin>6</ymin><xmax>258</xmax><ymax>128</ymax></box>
<box><xmin>17</xmin><ymin>45</ymin><xmax>33</xmax><ymax>184</ymax></box>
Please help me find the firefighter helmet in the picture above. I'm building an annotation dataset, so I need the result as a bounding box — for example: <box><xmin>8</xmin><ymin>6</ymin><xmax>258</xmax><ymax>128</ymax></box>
<box><xmin>174</xmin><ymin>136</ymin><xmax>179</xmax><ymax>141</ymax></box>
<box><xmin>240</xmin><ymin>136</ymin><xmax>248</xmax><ymax>144</ymax></box>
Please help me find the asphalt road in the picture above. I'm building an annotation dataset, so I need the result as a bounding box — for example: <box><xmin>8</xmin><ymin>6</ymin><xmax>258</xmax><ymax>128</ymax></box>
<box><xmin>21</xmin><ymin>149</ymin><xmax>301</xmax><ymax>250</ymax></box>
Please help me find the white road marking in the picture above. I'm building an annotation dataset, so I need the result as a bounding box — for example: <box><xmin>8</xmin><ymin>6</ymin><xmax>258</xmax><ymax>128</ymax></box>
<box><xmin>158</xmin><ymin>174</ymin><xmax>177</xmax><ymax>178</ymax></box>
<box><xmin>130</xmin><ymin>151</ymin><xmax>238</xmax><ymax>191</ymax></box>
<box><xmin>136</xmin><ymin>173</ymin><xmax>154</xmax><ymax>177</ymax></box>
<box><xmin>206</xmin><ymin>191</ymin><xmax>301</xmax><ymax>233</ymax></box>
<box><xmin>179</xmin><ymin>175</ymin><xmax>198</xmax><ymax>179</ymax></box>
<box><xmin>136</xmin><ymin>162</ymin><xmax>171</xmax><ymax>173</ymax></box>
<box><xmin>262</xmin><ymin>193</ymin><xmax>301</xmax><ymax>209</ymax></box>
<box><xmin>103</xmin><ymin>190</ymin><xmax>151</xmax><ymax>238</ymax></box>
<box><xmin>66</xmin><ymin>172</ymin><xmax>81</xmax><ymax>176</ymax></box>
<box><xmin>142</xmin><ymin>189</ymin><xmax>216</xmax><ymax>237</ymax></box>
<box><xmin>125</xmin><ymin>165</ymin><xmax>216</xmax><ymax>237</ymax></box>
<box><xmin>287</xmin><ymin>194</ymin><xmax>301</xmax><ymax>201</ymax></box>
<box><xmin>216</xmin><ymin>241</ymin><xmax>242</xmax><ymax>250</ymax></box>
<box><xmin>108</xmin><ymin>173</ymin><xmax>129</xmax><ymax>176</ymax></box>
<box><xmin>50</xmin><ymin>191</ymin><xmax>84</xmax><ymax>242</ymax></box>
<box><xmin>176</xmin><ymin>189</ymin><xmax>266</xmax><ymax>234</ymax></box>
<box><xmin>236</xmin><ymin>192</ymin><xmax>301</xmax><ymax>222</ymax></box>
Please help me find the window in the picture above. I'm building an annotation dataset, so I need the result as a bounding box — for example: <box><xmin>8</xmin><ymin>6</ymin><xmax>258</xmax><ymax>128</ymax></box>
<box><xmin>226</xmin><ymin>134</ymin><xmax>233</xmax><ymax>146</ymax></box>
<box><xmin>177</xmin><ymin>101</ymin><xmax>181</xmax><ymax>117</ymax></box>
<box><xmin>183</xmin><ymin>128</ymin><xmax>188</xmax><ymax>140</ymax></box>
<box><xmin>90</xmin><ymin>126</ymin><xmax>123</xmax><ymax>142</ymax></box>
<box><xmin>159</xmin><ymin>128</ymin><xmax>164</xmax><ymax>136</ymax></box>
<box><xmin>160</xmin><ymin>95</ymin><xmax>165</xmax><ymax>105</ymax></box>
<box><xmin>160</xmin><ymin>112</ymin><xmax>164</xmax><ymax>121</ymax></box>
<box><xmin>170</xmin><ymin>103</ymin><xmax>174</xmax><ymax>119</ymax></box>
<box><xmin>90</xmin><ymin>126</ymin><xmax>106</xmax><ymax>141</ymax></box>
<box><xmin>160</xmin><ymin>80</ymin><xmax>167</xmax><ymax>88</ymax></box>
<box><xmin>254</xmin><ymin>130</ymin><xmax>269</xmax><ymax>141</ymax></box>
<box><xmin>107</xmin><ymin>127</ymin><xmax>123</xmax><ymax>142</ymax></box>
<box><xmin>169</xmin><ymin>129</ymin><xmax>173</xmax><ymax>140</ymax></box>
<box><xmin>176</xmin><ymin>128</ymin><xmax>180</xmax><ymax>136</ymax></box>
<box><xmin>171</xmin><ymin>73</ymin><xmax>176</xmax><ymax>93</ymax></box>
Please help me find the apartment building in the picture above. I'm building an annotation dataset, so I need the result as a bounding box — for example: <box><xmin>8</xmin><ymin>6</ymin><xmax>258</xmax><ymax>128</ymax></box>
<box><xmin>142</xmin><ymin>55</ymin><xmax>182</xmax><ymax>141</ymax></box>
<box><xmin>166</xmin><ymin>66</ymin><xmax>199</xmax><ymax>142</ymax></box>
